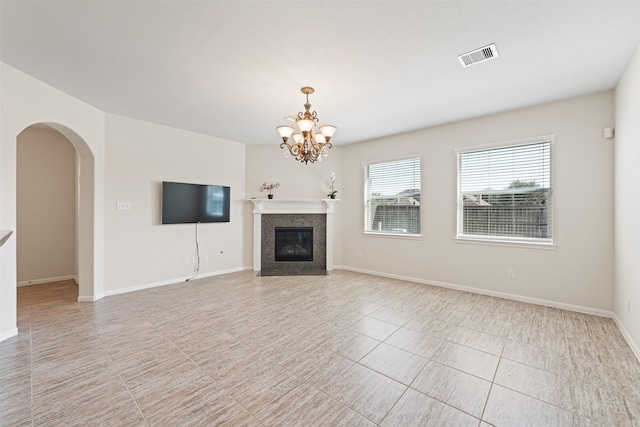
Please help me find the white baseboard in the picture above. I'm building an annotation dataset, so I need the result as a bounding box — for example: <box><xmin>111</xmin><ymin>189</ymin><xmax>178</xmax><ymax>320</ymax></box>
<box><xmin>17</xmin><ymin>275</ymin><xmax>76</xmax><ymax>287</ymax></box>
<box><xmin>77</xmin><ymin>294</ymin><xmax>103</xmax><ymax>302</ymax></box>
<box><xmin>7</xmin><ymin>264</ymin><xmax>639</xmax><ymax>362</ymax></box>
<box><xmin>103</xmin><ymin>267</ymin><xmax>246</xmax><ymax>298</ymax></box>
<box><xmin>339</xmin><ymin>266</ymin><xmax>613</xmax><ymax>318</ymax></box>
<box><xmin>338</xmin><ymin>266</ymin><xmax>640</xmax><ymax>363</ymax></box>
<box><xmin>0</xmin><ymin>328</ymin><xmax>18</xmax><ymax>343</ymax></box>
<box><xmin>612</xmin><ymin>313</ymin><xmax>640</xmax><ymax>362</ymax></box>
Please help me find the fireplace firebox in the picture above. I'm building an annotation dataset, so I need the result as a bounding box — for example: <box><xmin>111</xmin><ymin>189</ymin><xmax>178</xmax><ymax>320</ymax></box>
<box><xmin>275</xmin><ymin>227</ymin><xmax>313</xmax><ymax>262</ymax></box>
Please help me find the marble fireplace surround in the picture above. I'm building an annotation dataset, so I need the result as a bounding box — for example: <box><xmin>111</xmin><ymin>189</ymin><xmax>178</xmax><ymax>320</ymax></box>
<box><xmin>249</xmin><ymin>199</ymin><xmax>338</xmax><ymax>274</ymax></box>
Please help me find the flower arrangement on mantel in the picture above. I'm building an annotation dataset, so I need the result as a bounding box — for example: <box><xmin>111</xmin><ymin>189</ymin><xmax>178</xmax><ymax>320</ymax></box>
<box><xmin>260</xmin><ymin>182</ymin><xmax>280</xmax><ymax>199</ymax></box>
<box><xmin>327</xmin><ymin>172</ymin><xmax>337</xmax><ymax>199</ymax></box>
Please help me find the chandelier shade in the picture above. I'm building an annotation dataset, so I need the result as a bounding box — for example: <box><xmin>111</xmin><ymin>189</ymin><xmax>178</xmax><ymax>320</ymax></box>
<box><xmin>319</xmin><ymin>125</ymin><xmax>337</xmax><ymax>138</ymax></box>
<box><xmin>277</xmin><ymin>87</ymin><xmax>336</xmax><ymax>164</ymax></box>
<box><xmin>296</xmin><ymin>118</ymin><xmax>315</xmax><ymax>133</ymax></box>
<box><xmin>276</xmin><ymin>126</ymin><xmax>295</xmax><ymax>140</ymax></box>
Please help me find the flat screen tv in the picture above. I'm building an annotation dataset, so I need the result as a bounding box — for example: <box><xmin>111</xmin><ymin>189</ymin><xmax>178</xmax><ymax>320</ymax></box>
<box><xmin>162</xmin><ymin>181</ymin><xmax>230</xmax><ymax>224</ymax></box>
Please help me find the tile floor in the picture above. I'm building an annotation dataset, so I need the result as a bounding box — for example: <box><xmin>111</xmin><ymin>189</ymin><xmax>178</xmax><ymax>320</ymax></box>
<box><xmin>1</xmin><ymin>270</ymin><xmax>639</xmax><ymax>426</ymax></box>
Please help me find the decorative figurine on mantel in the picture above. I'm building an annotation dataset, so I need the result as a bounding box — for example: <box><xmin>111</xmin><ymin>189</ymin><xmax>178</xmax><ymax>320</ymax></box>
<box><xmin>327</xmin><ymin>172</ymin><xmax>337</xmax><ymax>199</ymax></box>
<box><xmin>260</xmin><ymin>182</ymin><xmax>280</xmax><ymax>199</ymax></box>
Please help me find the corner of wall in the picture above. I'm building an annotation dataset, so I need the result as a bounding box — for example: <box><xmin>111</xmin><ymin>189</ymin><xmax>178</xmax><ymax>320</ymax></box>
<box><xmin>613</xmin><ymin>43</ymin><xmax>640</xmax><ymax>359</ymax></box>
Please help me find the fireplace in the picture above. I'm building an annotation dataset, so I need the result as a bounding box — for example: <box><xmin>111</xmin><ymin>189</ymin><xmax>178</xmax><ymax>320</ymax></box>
<box><xmin>260</xmin><ymin>214</ymin><xmax>325</xmax><ymax>275</ymax></box>
<box><xmin>250</xmin><ymin>199</ymin><xmax>338</xmax><ymax>275</ymax></box>
<box><xmin>275</xmin><ymin>227</ymin><xmax>313</xmax><ymax>261</ymax></box>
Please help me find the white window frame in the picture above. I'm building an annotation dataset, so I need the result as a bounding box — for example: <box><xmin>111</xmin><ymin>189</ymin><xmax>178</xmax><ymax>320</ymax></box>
<box><xmin>455</xmin><ymin>135</ymin><xmax>554</xmax><ymax>248</ymax></box>
<box><xmin>363</xmin><ymin>155</ymin><xmax>422</xmax><ymax>238</ymax></box>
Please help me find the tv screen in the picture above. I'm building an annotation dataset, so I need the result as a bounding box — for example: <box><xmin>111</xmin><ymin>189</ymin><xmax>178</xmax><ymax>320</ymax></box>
<box><xmin>162</xmin><ymin>181</ymin><xmax>230</xmax><ymax>224</ymax></box>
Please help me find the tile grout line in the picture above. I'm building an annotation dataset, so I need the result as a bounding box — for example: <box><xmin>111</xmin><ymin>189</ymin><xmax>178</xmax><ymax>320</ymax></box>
<box><xmin>478</xmin><ymin>338</ymin><xmax>506</xmax><ymax>425</ymax></box>
<box><xmin>147</xmin><ymin>312</ymin><xmax>267</xmax><ymax>426</ymax></box>
<box><xmin>28</xmin><ymin>303</ymin><xmax>34</xmax><ymax>427</ymax></box>
<box><xmin>377</xmin><ymin>385</ymin><xmax>411</xmax><ymax>426</ymax></box>
<box><xmin>9</xmin><ymin>273</ymin><xmax>640</xmax><ymax>426</ymax></box>
<box><xmin>562</xmin><ymin>311</ymin><xmax>580</xmax><ymax>421</ymax></box>
<box><xmin>80</xmin><ymin>299</ymin><xmax>151</xmax><ymax>426</ymax></box>
<box><xmin>399</xmin><ymin>344</ymin><xmax>484</xmax><ymax>424</ymax></box>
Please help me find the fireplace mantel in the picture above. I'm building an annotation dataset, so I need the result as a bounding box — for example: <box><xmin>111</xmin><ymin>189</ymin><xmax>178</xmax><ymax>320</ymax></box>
<box><xmin>249</xmin><ymin>199</ymin><xmax>338</xmax><ymax>214</ymax></box>
<box><xmin>248</xmin><ymin>199</ymin><xmax>339</xmax><ymax>272</ymax></box>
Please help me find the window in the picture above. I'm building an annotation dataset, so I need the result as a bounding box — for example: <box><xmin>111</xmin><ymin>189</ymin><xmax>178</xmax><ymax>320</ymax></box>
<box><xmin>456</xmin><ymin>138</ymin><xmax>552</xmax><ymax>244</ymax></box>
<box><xmin>364</xmin><ymin>156</ymin><xmax>421</xmax><ymax>235</ymax></box>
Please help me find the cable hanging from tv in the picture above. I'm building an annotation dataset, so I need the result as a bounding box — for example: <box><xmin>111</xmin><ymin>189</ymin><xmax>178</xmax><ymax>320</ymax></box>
<box><xmin>186</xmin><ymin>222</ymin><xmax>200</xmax><ymax>282</ymax></box>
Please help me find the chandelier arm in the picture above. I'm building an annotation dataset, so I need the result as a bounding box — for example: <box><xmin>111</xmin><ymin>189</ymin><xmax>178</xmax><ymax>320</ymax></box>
<box><xmin>280</xmin><ymin>142</ymin><xmax>299</xmax><ymax>158</ymax></box>
<box><xmin>310</xmin><ymin>143</ymin><xmax>322</xmax><ymax>156</ymax></box>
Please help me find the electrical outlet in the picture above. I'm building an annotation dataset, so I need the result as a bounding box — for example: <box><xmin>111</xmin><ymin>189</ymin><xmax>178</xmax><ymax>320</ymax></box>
<box><xmin>116</xmin><ymin>201</ymin><xmax>131</xmax><ymax>210</ymax></box>
<box><xmin>192</xmin><ymin>256</ymin><xmax>197</xmax><ymax>264</ymax></box>
<box><xmin>203</xmin><ymin>254</ymin><xmax>209</xmax><ymax>262</ymax></box>
<box><xmin>357</xmin><ymin>251</ymin><xmax>362</xmax><ymax>258</ymax></box>
<box><xmin>507</xmin><ymin>269</ymin><xmax>515</xmax><ymax>279</ymax></box>
<box><xmin>183</xmin><ymin>256</ymin><xmax>190</xmax><ymax>264</ymax></box>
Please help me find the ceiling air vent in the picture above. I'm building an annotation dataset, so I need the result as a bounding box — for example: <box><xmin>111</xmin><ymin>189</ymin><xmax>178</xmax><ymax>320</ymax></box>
<box><xmin>458</xmin><ymin>43</ymin><xmax>498</xmax><ymax>67</ymax></box>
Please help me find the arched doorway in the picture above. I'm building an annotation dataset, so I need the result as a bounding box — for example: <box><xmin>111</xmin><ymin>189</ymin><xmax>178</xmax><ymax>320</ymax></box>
<box><xmin>17</xmin><ymin>125</ymin><xmax>76</xmax><ymax>288</ymax></box>
<box><xmin>17</xmin><ymin>122</ymin><xmax>97</xmax><ymax>301</ymax></box>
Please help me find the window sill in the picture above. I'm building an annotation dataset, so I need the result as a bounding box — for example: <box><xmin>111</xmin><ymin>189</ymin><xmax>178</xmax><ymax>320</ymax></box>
<box><xmin>455</xmin><ymin>236</ymin><xmax>556</xmax><ymax>250</ymax></box>
<box><xmin>364</xmin><ymin>231</ymin><xmax>422</xmax><ymax>240</ymax></box>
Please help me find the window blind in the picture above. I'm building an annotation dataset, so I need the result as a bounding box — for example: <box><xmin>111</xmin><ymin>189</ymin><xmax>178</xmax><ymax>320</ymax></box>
<box><xmin>457</xmin><ymin>141</ymin><xmax>552</xmax><ymax>242</ymax></box>
<box><xmin>364</xmin><ymin>157</ymin><xmax>421</xmax><ymax>235</ymax></box>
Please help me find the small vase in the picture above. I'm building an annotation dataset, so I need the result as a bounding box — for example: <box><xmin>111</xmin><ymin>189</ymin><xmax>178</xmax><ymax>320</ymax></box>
<box><xmin>268</xmin><ymin>194</ymin><xmax>274</xmax><ymax>199</ymax></box>
<box><xmin>330</xmin><ymin>194</ymin><xmax>336</xmax><ymax>199</ymax></box>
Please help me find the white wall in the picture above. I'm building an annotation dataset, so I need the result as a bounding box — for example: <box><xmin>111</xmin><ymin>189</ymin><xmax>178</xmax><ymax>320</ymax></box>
<box><xmin>614</xmin><ymin>45</ymin><xmax>640</xmax><ymax>356</ymax></box>
<box><xmin>17</xmin><ymin>127</ymin><xmax>76</xmax><ymax>284</ymax></box>
<box><xmin>341</xmin><ymin>92</ymin><xmax>614</xmax><ymax>313</ymax></box>
<box><xmin>0</xmin><ymin>63</ymin><xmax>106</xmax><ymax>341</ymax></box>
<box><xmin>244</xmin><ymin>144</ymin><xmax>344</xmax><ymax>267</ymax></box>
<box><xmin>104</xmin><ymin>114</ymin><xmax>246</xmax><ymax>294</ymax></box>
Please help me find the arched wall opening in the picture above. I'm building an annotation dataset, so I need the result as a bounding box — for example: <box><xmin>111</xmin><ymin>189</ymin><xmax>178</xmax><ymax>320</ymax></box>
<box><xmin>17</xmin><ymin>125</ymin><xmax>77</xmax><ymax>287</ymax></box>
<box><xmin>18</xmin><ymin>122</ymin><xmax>97</xmax><ymax>300</ymax></box>
<box><xmin>1</xmin><ymin>63</ymin><xmax>106</xmax><ymax>342</ymax></box>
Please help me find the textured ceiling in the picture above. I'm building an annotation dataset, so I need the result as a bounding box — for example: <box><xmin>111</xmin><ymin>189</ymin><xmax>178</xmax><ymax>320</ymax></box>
<box><xmin>2</xmin><ymin>1</ymin><xmax>640</xmax><ymax>145</ymax></box>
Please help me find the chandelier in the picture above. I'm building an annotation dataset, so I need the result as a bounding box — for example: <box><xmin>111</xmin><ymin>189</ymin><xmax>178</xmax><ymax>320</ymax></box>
<box><xmin>276</xmin><ymin>87</ymin><xmax>337</xmax><ymax>164</ymax></box>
